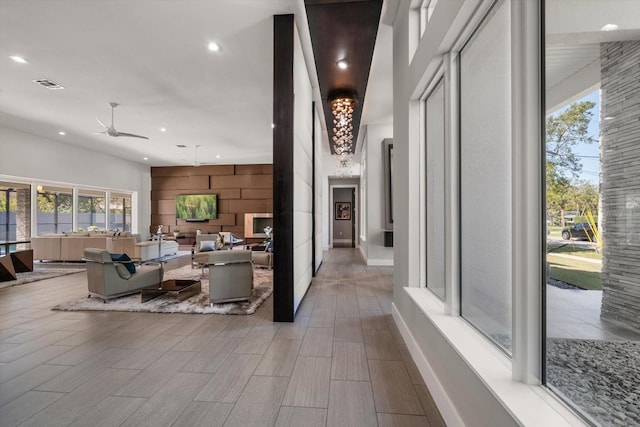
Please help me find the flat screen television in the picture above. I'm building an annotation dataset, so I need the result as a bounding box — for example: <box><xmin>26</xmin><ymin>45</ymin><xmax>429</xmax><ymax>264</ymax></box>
<box><xmin>176</xmin><ymin>194</ymin><xmax>217</xmax><ymax>221</ymax></box>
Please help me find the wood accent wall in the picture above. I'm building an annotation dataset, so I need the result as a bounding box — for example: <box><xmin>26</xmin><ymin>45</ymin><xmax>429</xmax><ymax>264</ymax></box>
<box><xmin>150</xmin><ymin>164</ymin><xmax>273</xmax><ymax>239</ymax></box>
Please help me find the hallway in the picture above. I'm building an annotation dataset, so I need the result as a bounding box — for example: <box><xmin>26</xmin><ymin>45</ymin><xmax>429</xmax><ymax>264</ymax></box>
<box><xmin>0</xmin><ymin>249</ymin><xmax>445</xmax><ymax>426</ymax></box>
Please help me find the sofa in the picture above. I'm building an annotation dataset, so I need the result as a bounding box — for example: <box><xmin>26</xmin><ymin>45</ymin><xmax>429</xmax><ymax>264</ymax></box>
<box><xmin>84</xmin><ymin>248</ymin><xmax>163</xmax><ymax>300</ymax></box>
<box><xmin>32</xmin><ymin>232</ymin><xmax>137</xmax><ymax>262</ymax></box>
<box><xmin>32</xmin><ymin>233</ymin><xmax>178</xmax><ymax>262</ymax></box>
<box><xmin>134</xmin><ymin>239</ymin><xmax>179</xmax><ymax>261</ymax></box>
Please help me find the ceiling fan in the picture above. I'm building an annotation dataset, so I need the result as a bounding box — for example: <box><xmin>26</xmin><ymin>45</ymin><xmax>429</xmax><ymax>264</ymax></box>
<box><xmin>93</xmin><ymin>102</ymin><xmax>149</xmax><ymax>140</ymax></box>
<box><xmin>181</xmin><ymin>145</ymin><xmax>210</xmax><ymax>167</ymax></box>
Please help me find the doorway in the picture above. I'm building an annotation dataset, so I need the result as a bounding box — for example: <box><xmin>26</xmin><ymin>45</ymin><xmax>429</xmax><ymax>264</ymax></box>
<box><xmin>332</xmin><ymin>187</ymin><xmax>356</xmax><ymax>248</ymax></box>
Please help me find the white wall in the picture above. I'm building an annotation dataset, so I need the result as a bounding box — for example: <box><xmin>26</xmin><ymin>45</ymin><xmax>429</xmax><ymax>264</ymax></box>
<box><xmin>362</xmin><ymin>123</ymin><xmax>393</xmax><ymax>266</ymax></box>
<box><xmin>0</xmin><ymin>125</ymin><xmax>151</xmax><ymax>235</ymax></box>
<box><xmin>292</xmin><ymin>23</ymin><xmax>314</xmax><ymax>312</ymax></box>
<box><xmin>314</xmin><ymin>108</ymin><xmax>324</xmax><ymax>272</ymax></box>
<box><xmin>389</xmin><ymin>1</ymin><xmax>585</xmax><ymax>426</ymax></box>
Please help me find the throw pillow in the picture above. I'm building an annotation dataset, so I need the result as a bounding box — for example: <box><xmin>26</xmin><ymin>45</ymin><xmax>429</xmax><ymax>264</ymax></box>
<box><xmin>199</xmin><ymin>241</ymin><xmax>217</xmax><ymax>252</ymax></box>
<box><xmin>110</xmin><ymin>253</ymin><xmax>136</xmax><ymax>274</ymax></box>
<box><xmin>114</xmin><ymin>263</ymin><xmax>131</xmax><ymax>279</ymax></box>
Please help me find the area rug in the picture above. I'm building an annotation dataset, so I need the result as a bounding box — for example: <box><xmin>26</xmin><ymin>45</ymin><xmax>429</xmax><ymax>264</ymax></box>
<box><xmin>51</xmin><ymin>264</ymin><xmax>273</xmax><ymax>315</ymax></box>
<box><xmin>0</xmin><ymin>268</ymin><xmax>86</xmax><ymax>290</ymax></box>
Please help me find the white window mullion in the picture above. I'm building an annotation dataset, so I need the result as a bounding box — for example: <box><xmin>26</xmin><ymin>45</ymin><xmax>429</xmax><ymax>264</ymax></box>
<box><xmin>105</xmin><ymin>190</ymin><xmax>111</xmax><ymax>230</ymax></box>
<box><xmin>72</xmin><ymin>187</ymin><xmax>78</xmax><ymax>232</ymax></box>
<box><xmin>511</xmin><ymin>0</ymin><xmax>543</xmax><ymax>384</ymax></box>
<box><xmin>444</xmin><ymin>51</ymin><xmax>460</xmax><ymax>316</ymax></box>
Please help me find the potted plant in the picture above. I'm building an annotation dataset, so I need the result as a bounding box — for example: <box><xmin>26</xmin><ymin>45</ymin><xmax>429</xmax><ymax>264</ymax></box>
<box><xmin>173</xmin><ymin>228</ymin><xmax>180</xmax><ymax>238</ymax></box>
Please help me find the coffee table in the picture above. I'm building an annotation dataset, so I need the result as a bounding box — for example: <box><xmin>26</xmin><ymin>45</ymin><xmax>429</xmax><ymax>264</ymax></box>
<box><xmin>141</xmin><ymin>279</ymin><xmax>201</xmax><ymax>303</ymax></box>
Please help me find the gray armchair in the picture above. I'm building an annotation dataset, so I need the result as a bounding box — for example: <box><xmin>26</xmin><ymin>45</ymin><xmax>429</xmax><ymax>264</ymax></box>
<box><xmin>195</xmin><ymin>249</ymin><xmax>253</xmax><ymax>304</ymax></box>
<box><xmin>84</xmin><ymin>248</ymin><xmax>163</xmax><ymax>300</ymax></box>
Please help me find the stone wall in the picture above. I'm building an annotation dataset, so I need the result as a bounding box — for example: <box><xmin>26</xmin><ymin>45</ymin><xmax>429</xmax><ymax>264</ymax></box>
<box><xmin>600</xmin><ymin>40</ymin><xmax>640</xmax><ymax>331</ymax></box>
<box><xmin>16</xmin><ymin>188</ymin><xmax>30</xmax><ymax>242</ymax></box>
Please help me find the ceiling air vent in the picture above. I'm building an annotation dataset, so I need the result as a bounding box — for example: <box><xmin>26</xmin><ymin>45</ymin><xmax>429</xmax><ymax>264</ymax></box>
<box><xmin>176</xmin><ymin>144</ymin><xmax>187</xmax><ymax>148</ymax></box>
<box><xmin>33</xmin><ymin>79</ymin><xmax>64</xmax><ymax>90</ymax></box>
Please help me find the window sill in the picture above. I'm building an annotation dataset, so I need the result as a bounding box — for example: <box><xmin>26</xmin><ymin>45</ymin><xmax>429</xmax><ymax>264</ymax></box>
<box><xmin>399</xmin><ymin>287</ymin><xmax>587</xmax><ymax>427</ymax></box>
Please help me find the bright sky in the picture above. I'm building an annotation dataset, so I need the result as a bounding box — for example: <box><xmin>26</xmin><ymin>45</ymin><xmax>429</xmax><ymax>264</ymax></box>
<box><xmin>549</xmin><ymin>90</ymin><xmax>601</xmax><ymax>185</ymax></box>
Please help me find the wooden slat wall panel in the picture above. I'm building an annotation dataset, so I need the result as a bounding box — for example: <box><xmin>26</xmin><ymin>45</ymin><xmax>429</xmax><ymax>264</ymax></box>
<box><xmin>150</xmin><ymin>163</ymin><xmax>273</xmax><ymax>239</ymax></box>
<box><xmin>228</xmin><ymin>200</ymin><xmax>268</xmax><ymax>213</ymax></box>
<box><xmin>218</xmin><ymin>200</ymin><xmax>230</xmax><ymax>214</ymax></box>
<box><xmin>198</xmin><ymin>213</ymin><xmax>236</xmax><ymax>226</ymax></box>
<box><xmin>151</xmin><ymin>214</ymin><xmax>176</xmax><ymax>227</ymax></box>
<box><xmin>211</xmin><ymin>174</ymin><xmax>273</xmax><ymax>189</ymax></box>
<box><xmin>152</xmin><ymin>165</ymin><xmax>234</xmax><ymax>177</ymax></box>
<box><xmin>236</xmin><ymin>164</ymin><xmax>274</xmax><ymax>175</ymax></box>
<box><xmin>218</xmin><ymin>189</ymin><xmax>242</xmax><ymax>199</ymax></box>
<box><xmin>152</xmin><ymin>176</ymin><xmax>209</xmax><ymax>190</ymax></box>
<box><xmin>157</xmin><ymin>200</ymin><xmax>175</xmax><ymax>215</ymax></box>
<box><xmin>221</xmin><ymin>226</ymin><xmax>245</xmax><ymax>236</ymax></box>
<box><xmin>242</xmin><ymin>188</ymin><xmax>273</xmax><ymax>199</ymax></box>
<box><xmin>152</xmin><ymin>189</ymin><xmax>240</xmax><ymax>200</ymax></box>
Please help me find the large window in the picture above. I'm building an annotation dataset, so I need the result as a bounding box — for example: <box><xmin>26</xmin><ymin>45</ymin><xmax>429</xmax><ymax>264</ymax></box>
<box><xmin>37</xmin><ymin>185</ymin><xmax>73</xmax><ymax>234</ymax></box>
<box><xmin>0</xmin><ymin>182</ymin><xmax>31</xmax><ymax>254</ymax></box>
<box><xmin>544</xmin><ymin>1</ymin><xmax>640</xmax><ymax>425</ymax></box>
<box><xmin>110</xmin><ymin>193</ymin><xmax>131</xmax><ymax>232</ymax></box>
<box><xmin>78</xmin><ymin>189</ymin><xmax>106</xmax><ymax>231</ymax></box>
<box><xmin>425</xmin><ymin>78</ymin><xmax>445</xmax><ymax>300</ymax></box>
<box><xmin>459</xmin><ymin>0</ymin><xmax>512</xmax><ymax>354</ymax></box>
<box><xmin>0</xmin><ymin>186</ymin><xmax>17</xmax><ymax>243</ymax></box>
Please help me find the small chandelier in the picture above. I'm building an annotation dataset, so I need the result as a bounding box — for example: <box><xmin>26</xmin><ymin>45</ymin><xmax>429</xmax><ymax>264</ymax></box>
<box><xmin>329</xmin><ymin>93</ymin><xmax>357</xmax><ymax>154</ymax></box>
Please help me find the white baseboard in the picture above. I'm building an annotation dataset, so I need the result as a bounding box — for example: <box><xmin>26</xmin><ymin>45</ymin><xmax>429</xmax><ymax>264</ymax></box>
<box><xmin>391</xmin><ymin>303</ymin><xmax>465</xmax><ymax>427</ymax></box>
<box><xmin>332</xmin><ymin>238</ymin><xmax>351</xmax><ymax>244</ymax></box>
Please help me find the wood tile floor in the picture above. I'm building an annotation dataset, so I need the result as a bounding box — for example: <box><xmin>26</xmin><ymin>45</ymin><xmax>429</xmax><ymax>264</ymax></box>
<box><xmin>0</xmin><ymin>248</ymin><xmax>446</xmax><ymax>426</ymax></box>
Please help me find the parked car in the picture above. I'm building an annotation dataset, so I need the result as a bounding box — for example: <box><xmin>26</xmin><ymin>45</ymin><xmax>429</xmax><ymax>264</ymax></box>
<box><xmin>561</xmin><ymin>222</ymin><xmax>596</xmax><ymax>241</ymax></box>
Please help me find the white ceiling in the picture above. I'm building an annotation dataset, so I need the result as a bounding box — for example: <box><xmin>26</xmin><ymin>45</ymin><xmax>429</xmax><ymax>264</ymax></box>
<box><xmin>0</xmin><ymin>0</ymin><xmax>393</xmax><ymax>167</ymax></box>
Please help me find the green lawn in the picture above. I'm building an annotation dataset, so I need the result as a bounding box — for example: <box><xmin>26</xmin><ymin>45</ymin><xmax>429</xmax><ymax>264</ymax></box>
<box><xmin>547</xmin><ymin>254</ymin><xmax>602</xmax><ymax>290</ymax></box>
<box><xmin>547</xmin><ymin>242</ymin><xmax>602</xmax><ymax>260</ymax></box>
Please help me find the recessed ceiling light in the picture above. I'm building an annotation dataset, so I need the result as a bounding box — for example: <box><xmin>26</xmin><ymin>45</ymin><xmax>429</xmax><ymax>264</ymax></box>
<box><xmin>216</xmin><ymin>154</ymin><xmax>221</xmax><ymax>159</ymax></box>
<box><xmin>143</xmin><ymin>157</ymin><xmax>148</xmax><ymax>161</ymax></box>
<box><xmin>208</xmin><ymin>42</ymin><xmax>221</xmax><ymax>52</ymax></box>
<box><xmin>58</xmin><ymin>131</ymin><xmax>66</xmax><ymax>136</ymax></box>
<box><xmin>160</xmin><ymin>127</ymin><xmax>167</xmax><ymax>132</ymax></box>
<box><xmin>601</xmin><ymin>24</ymin><xmax>618</xmax><ymax>31</ymax></box>
<box><xmin>604</xmin><ymin>116</ymin><xmax>615</xmax><ymax>120</ymax></box>
<box><xmin>10</xmin><ymin>56</ymin><xmax>28</xmax><ymax>64</ymax></box>
<box><xmin>271</xmin><ymin>123</ymin><xmax>275</xmax><ymax>129</ymax></box>
<box><xmin>337</xmin><ymin>59</ymin><xmax>349</xmax><ymax>70</ymax></box>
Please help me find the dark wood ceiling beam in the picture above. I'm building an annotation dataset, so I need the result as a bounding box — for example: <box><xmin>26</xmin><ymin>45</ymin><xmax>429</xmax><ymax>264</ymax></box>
<box><xmin>304</xmin><ymin>0</ymin><xmax>382</xmax><ymax>154</ymax></box>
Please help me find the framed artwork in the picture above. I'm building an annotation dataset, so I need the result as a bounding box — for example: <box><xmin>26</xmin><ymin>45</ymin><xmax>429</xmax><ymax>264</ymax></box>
<box><xmin>335</xmin><ymin>202</ymin><xmax>351</xmax><ymax>220</ymax></box>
